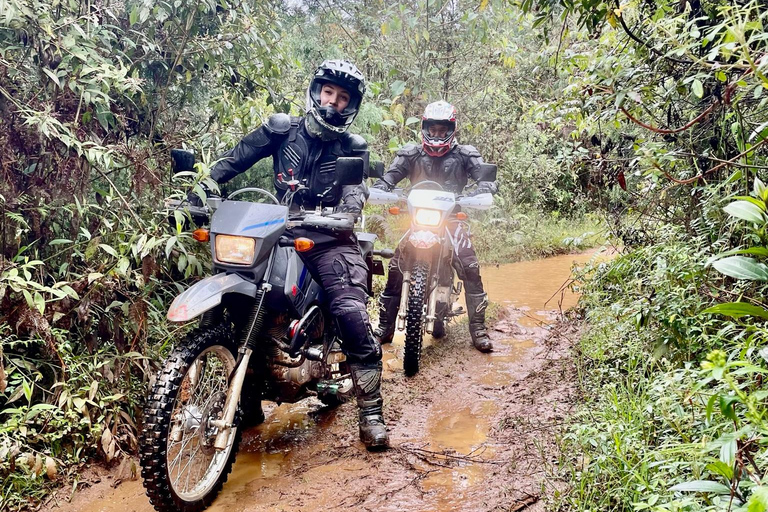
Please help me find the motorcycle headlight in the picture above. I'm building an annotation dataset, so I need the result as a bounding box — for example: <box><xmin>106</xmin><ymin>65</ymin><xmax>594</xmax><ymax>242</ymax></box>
<box><xmin>414</xmin><ymin>208</ymin><xmax>441</xmax><ymax>227</ymax></box>
<box><xmin>215</xmin><ymin>235</ymin><xmax>256</xmax><ymax>265</ymax></box>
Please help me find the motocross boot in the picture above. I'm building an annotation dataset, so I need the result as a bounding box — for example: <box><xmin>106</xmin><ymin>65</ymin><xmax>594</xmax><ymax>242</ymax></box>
<box><xmin>466</xmin><ymin>292</ymin><xmax>493</xmax><ymax>353</ymax></box>
<box><xmin>350</xmin><ymin>361</ymin><xmax>389</xmax><ymax>450</ymax></box>
<box><xmin>373</xmin><ymin>293</ymin><xmax>399</xmax><ymax>345</ymax></box>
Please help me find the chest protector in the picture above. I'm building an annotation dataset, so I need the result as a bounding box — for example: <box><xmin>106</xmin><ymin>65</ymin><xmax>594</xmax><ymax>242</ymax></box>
<box><xmin>273</xmin><ymin>118</ymin><xmax>366</xmax><ymax>209</ymax></box>
<box><xmin>403</xmin><ymin>146</ymin><xmax>475</xmax><ymax>194</ymax></box>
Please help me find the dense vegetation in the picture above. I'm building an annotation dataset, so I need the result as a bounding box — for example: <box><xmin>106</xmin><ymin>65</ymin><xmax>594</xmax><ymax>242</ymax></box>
<box><xmin>0</xmin><ymin>0</ymin><xmax>598</xmax><ymax>508</ymax></box>
<box><xmin>4</xmin><ymin>0</ymin><xmax>768</xmax><ymax>509</ymax></box>
<box><xmin>536</xmin><ymin>0</ymin><xmax>768</xmax><ymax>510</ymax></box>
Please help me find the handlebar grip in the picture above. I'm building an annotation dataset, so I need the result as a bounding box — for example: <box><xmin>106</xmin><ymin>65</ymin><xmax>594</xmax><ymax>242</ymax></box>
<box><xmin>373</xmin><ymin>248</ymin><xmax>395</xmax><ymax>259</ymax></box>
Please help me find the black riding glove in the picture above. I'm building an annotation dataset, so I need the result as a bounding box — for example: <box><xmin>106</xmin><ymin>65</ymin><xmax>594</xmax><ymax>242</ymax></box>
<box><xmin>371</xmin><ymin>179</ymin><xmax>393</xmax><ymax>192</ymax></box>
<box><xmin>467</xmin><ymin>181</ymin><xmax>497</xmax><ymax>197</ymax></box>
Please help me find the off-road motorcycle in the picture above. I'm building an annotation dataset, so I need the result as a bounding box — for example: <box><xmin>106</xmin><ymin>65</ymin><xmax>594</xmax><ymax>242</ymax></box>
<box><xmin>139</xmin><ymin>152</ymin><xmax>389</xmax><ymax>512</ymax></box>
<box><xmin>368</xmin><ymin>164</ymin><xmax>495</xmax><ymax>376</ymax></box>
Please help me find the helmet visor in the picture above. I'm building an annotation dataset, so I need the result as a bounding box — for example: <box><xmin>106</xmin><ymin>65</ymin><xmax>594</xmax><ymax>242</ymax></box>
<box><xmin>421</xmin><ymin>120</ymin><xmax>455</xmax><ymax>145</ymax></box>
<box><xmin>310</xmin><ymin>79</ymin><xmax>362</xmax><ymax>115</ymax></box>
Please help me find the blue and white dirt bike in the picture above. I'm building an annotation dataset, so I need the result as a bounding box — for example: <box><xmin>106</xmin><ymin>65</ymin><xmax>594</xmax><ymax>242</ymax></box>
<box><xmin>139</xmin><ymin>152</ymin><xmax>389</xmax><ymax>512</ymax></box>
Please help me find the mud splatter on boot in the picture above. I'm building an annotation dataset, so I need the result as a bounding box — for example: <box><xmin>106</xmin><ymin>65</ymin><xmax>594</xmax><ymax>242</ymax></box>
<box><xmin>466</xmin><ymin>292</ymin><xmax>493</xmax><ymax>353</ymax></box>
<box><xmin>350</xmin><ymin>361</ymin><xmax>389</xmax><ymax>450</ymax></box>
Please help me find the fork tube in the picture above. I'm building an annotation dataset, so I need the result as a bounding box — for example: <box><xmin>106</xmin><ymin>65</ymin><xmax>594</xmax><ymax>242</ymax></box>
<box><xmin>397</xmin><ymin>271</ymin><xmax>411</xmax><ymax>331</ymax></box>
<box><xmin>212</xmin><ymin>348</ymin><xmax>252</xmax><ymax>449</ymax></box>
<box><xmin>426</xmin><ymin>285</ymin><xmax>438</xmax><ymax>333</ymax></box>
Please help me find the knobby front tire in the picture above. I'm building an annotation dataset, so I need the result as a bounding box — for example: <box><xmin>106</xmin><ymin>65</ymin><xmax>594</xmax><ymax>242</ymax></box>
<box><xmin>404</xmin><ymin>261</ymin><xmax>430</xmax><ymax>377</ymax></box>
<box><xmin>140</xmin><ymin>324</ymin><xmax>242</xmax><ymax>512</ymax></box>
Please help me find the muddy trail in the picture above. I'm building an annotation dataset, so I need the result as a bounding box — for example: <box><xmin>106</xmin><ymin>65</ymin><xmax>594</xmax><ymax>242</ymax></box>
<box><xmin>40</xmin><ymin>251</ymin><xmax>602</xmax><ymax>512</ymax></box>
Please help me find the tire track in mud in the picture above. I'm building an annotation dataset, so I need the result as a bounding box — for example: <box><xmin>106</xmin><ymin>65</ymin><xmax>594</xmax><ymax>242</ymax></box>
<box><xmin>41</xmin><ymin>251</ymin><xmax>599</xmax><ymax>512</ymax></box>
<box><xmin>40</xmin><ymin>308</ymin><xmax>578</xmax><ymax>512</ymax></box>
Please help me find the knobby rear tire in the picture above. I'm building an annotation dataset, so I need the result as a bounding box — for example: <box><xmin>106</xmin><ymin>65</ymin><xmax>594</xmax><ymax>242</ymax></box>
<box><xmin>140</xmin><ymin>324</ymin><xmax>242</xmax><ymax>512</ymax></box>
<box><xmin>404</xmin><ymin>261</ymin><xmax>430</xmax><ymax>377</ymax></box>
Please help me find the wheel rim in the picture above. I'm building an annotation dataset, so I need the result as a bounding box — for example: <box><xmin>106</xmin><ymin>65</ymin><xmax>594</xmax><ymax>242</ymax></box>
<box><xmin>166</xmin><ymin>344</ymin><xmax>237</xmax><ymax>501</ymax></box>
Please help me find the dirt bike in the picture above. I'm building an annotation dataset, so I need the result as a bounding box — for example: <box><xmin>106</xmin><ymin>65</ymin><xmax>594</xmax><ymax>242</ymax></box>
<box><xmin>368</xmin><ymin>166</ymin><xmax>495</xmax><ymax>376</ymax></box>
<box><xmin>139</xmin><ymin>152</ymin><xmax>388</xmax><ymax>512</ymax></box>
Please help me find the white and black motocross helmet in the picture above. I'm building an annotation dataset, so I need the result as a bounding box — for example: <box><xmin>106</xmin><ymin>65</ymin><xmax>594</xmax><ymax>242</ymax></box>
<box><xmin>306</xmin><ymin>59</ymin><xmax>366</xmax><ymax>137</ymax></box>
<box><xmin>421</xmin><ymin>100</ymin><xmax>457</xmax><ymax>157</ymax></box>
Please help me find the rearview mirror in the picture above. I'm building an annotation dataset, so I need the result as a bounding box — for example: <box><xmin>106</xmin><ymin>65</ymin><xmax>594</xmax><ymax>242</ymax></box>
<box><xmin>335</xmin><ymin>157</ymin><xmax>365</xmax><ymax>186</ymax></box>
<box><xmin>171</xmin><ymin>149</ymin><xmax>195</xmax><ymax>172</ymax></box>
<box><xmin>477</xmin><ymin>163</ymin><xmax>497</xmax><ymax>182</ymax></box>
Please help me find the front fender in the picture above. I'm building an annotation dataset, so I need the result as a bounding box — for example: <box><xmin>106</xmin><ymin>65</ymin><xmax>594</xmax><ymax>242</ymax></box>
<box><xmin>167</xmin><ymin>273</ymin><xmax>259</xmax><ymax>322</ymax></box>
<box><xmin>408</xmin><ymin>230</ymin><xmax>441</xmax><ymax>249</ymax></box>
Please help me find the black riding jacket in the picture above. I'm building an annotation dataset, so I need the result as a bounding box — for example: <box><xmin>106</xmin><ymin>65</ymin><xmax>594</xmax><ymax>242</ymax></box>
<box><xmin>376</xmin><ymin>143</ymin><xmax>496</xmax><ymax>194</ymax></box>
<box><xmin>210</xmin><ymin>114</ymin><xmax>369</xmax><ymax>213</ymax></box>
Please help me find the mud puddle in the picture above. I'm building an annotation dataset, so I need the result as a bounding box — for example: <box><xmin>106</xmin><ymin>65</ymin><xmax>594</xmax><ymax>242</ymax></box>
<box><xmin>42</xmin><ymin>249</ymin><xmax>603</xmax><ymax>512</ymax></box>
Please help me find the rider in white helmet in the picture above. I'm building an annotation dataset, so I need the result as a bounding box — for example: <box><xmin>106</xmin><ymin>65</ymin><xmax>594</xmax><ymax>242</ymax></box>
<box><xmin>372</xmin><ymin>100</ymin><xmax>498</xmax><ymax>353</ymax></box>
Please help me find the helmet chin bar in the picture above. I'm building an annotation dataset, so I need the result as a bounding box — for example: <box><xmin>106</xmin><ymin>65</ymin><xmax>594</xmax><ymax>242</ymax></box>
<box><xmin>422</xmin><ymin>141</ymin><xmax>452</xmax><ymax>157</ymax></box>
<box><xmin>306</xmin><ymin>111</ymin><xmax>345</xmax><ymax>141</ymax></box>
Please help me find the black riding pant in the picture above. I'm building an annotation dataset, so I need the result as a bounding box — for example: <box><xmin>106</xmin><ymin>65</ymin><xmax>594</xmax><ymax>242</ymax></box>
<box><xmin>297</xmin><ymin>233</ymin><xmax>381</xmax><ymax>364</ymax></box>
<box><xmin>383</xmin><ymin>220</ymin><xmax>485</xmax><ymax>297</ymax></box>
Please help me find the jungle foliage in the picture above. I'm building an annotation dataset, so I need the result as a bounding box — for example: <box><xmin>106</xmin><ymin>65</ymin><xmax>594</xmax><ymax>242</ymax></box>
<box><xmin>520</xmin><ymin>0</ymin><xmax>768</xmax><ymax>510</ymax></box>
<box><xmin>14</xmin><ymin>0</ymin><xmax>768</xmax><ymax>508</ymax></box>
<box><xmin>0</xmin><ymin>0</ymin><xmax>597</xmax><ymax>508</ymax></box>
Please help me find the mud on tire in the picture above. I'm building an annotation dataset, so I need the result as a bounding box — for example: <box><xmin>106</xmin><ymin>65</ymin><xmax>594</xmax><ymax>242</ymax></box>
<box><xmin>404</xmin><ymin>261</ymin><xmax>430</xmax><ymax>376</ymax></box>
<box><xmin>140</xmin><ymin>324</ymin><xmax>242</xmax><ymax>512</ymax></box>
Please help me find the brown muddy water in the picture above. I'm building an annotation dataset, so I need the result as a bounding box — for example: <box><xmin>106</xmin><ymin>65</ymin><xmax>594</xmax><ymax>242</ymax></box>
<box><xmin>46</xmin><ymin>249</ymin><xmax>607</xmax><ymax>512</ymax></box>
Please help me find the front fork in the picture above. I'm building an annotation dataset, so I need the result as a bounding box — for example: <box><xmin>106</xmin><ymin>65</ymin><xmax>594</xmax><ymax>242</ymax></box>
<box><xmin>211</xmin><ymin>285</ymin><xmax>269</xmax><ymax>450</ymax></box>
<box><xmin>211</xmin><ymin>347</ymin><xmax>253</xmax><ymax>449</ymax></box>
<box><xmin>396</xmin><ymin>270</ymin><xmax>411</xmax><ymax>331</ymax></box>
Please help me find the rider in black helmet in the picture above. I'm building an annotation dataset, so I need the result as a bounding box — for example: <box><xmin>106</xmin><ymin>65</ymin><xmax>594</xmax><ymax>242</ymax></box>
<box><xmin>372</xmin><ymin>100</ymin><xmax>498</xmax><ymax>353</ymax></box>
<box><xmin>205</xmin><ymin>59</ymin><xmax>389</xmax><ymax>450</ymax></box>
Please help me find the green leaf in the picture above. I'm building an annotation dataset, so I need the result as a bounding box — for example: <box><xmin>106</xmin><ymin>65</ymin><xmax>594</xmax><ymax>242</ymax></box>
<box><xmin>390</xmin><ymin>80</ymin><xmax>406</xmax><ymax>97</ymax></box>
<box><xmin>720</xmin><ymin>434</ymin><xmax>737</xmax><ymax>463</ymax></box>
<box><xmin>712</xmin><ymin>256</ymin><xmax>768</xmax><ymax>281</ymax></box>
<box><xmin>380</xmin><ymin>119</ymin><xmax>397</xmax><ymax>127</ymax></box>
<box><xmin>706</xmin><ymin>460</ymin><xmax>734</xmax><ymax>481</ymax></box>
<box><xmin>692</xmin><ymin>79</ymin><xmax>704</xmax><ymax>98</ymax></box>
<box><xmin>88</xmin><ymin>272</ymin><xmax>104</xmax><ymax>284</ymax></box>
<box><xmin>42</xmin><ymin>68</ymin><xmax>61</xmax><ymax>88</ymax></box>
<box><xmin>165</xmin><ymin>236</ymin><xmax>177</xmax><ymax>259</ymax></box>
<box><xmin>670</xmin><ymin>480</ymin><xmax>731</xmax><ymax>494</ymax></box>
<box><xmin>405</xmin><ymin>116</ymin><xmax>420</xmax><ymax>126</ymax></box>
<box><xmin>701</xmin><ymin>302</ymin><xmax>768</xmax><ymax>320</ymax></box>
<box><xmin>750</xmin><ymin>121</ymin><xmax>768</xmax><ymax>143</ymax></box>
<box><xmin>99</xmin><ymin>244</ymin><xmax>118</xmax><ymax>257</ymax></box>
<box><xmin>33</xmin><ymin>292</ymin><xmax>45</xmax><ymax>315</ymax></box>
<box><xmin>747</xmin><ymin>486</ymin><xmax>768</xmax><ymax>512</ymax></box>
<box><xmin>49</xmin><ymin>239</ymin><xmax>73</xmax><ymax>246</ymax></box>
<box><xmin>706</xmin><ymin>394</ymin><xmax>718</xmax><ymax>422</ymax></box>
<box><xmin>723</xmin><ymin>200</ymin><xmax>765</xmax><ymax>223</ymax></box>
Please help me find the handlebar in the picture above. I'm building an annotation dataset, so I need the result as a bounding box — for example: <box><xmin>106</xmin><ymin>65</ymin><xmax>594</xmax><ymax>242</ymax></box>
<box><xmin>410</xmin><ymin>180</ymin><xmax>444</xmax><ymax>191</ymax></box>
<box><xmin>166</xmin><ymin>198</ymin><xmax>209</xmax><ymax>217</ymax></box>
<box><xmin>367</xmin><ymin>188</ymin><xmax>494</xmax><ymax>210</ymax></box>
<box><xmin>290</xmin><ymin>214</ymin><xmax>355</xmax><ymax>232</ymax></box>
<box><xmin>227</xmin><ymin>187</ymin><xmax>280</xmax><ymax>204</ymax></box>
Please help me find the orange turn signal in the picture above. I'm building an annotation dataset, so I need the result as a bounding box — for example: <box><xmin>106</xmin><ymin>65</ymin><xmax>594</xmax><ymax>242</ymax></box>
<box><xmin>388</xmin><ymin>206</ymin><xmax>401</xmax><ymax>215</ymax></box>
<box><xmin>192</xmin><ymin>228</ymin><xmax>210</xmax><ymax>242</ymax></box>
<box><xmin>456</xmin><ymin>212</ymin><xmax>468</xmax><ymax>221</ymax></box>
<box><xmin>294</xmin><ymin>238</ymin><xmax>315</xmax><ymax>252</ymax></box>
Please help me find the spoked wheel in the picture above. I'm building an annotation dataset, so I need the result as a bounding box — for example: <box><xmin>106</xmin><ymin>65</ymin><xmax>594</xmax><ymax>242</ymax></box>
<box><xmin>404</xmin><ymin>261</ymin><xmax>430</xmax><ymax>377</ymax></box>
<box><xmin>140</xmin><ymin>325</ymin><xmax>242</xmax><ymax>512</ymax></box>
